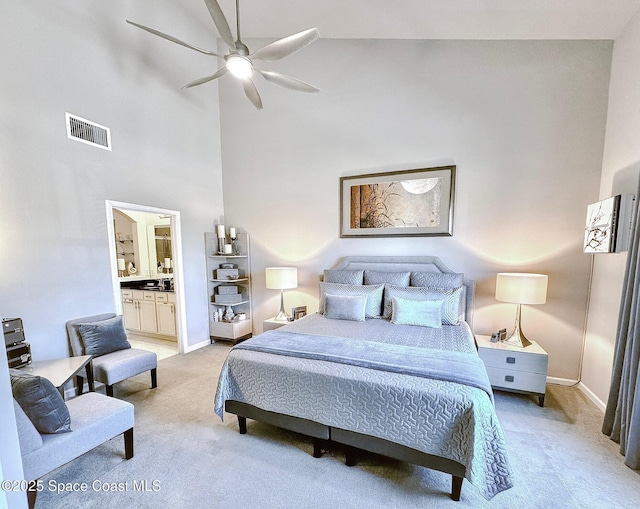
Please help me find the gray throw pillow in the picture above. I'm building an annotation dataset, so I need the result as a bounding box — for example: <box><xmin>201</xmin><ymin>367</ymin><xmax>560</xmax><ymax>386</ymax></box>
<box><xmin>323</xmin><ymin>269</ymin><xmax>364</xmax><ymax>285</ymax></box>
<box><xmin>364</xmin><ymin>270</ymin><xmax>411</xmax><ymax>287</ymax></box>
<box><xmin>324</xmin><ymin>293</ymin><xmax>367</xmax><ymax>321</ymax></box>
<box><xmin>410</xmin><ymin>271</ymin><xmax>464</xmax><ymax>289</ymax></box>
<box><xmin>10</xmin><ymin>372</ymin><xmax>71</xmax><ymax>434</ymax></box>
<box><xmin>77</xmin><ymin>315</ymin><xmax>131</xmax><ymax>357</ymax></box>
<box><xmin>319</xmin><ymin>282</ymin><xmax>384</xmax><ymax>318</ymax></box>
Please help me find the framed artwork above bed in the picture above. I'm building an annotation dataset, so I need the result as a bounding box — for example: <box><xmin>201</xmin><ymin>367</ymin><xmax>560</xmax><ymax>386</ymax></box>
<box><xmin>340</xmin><ymin>165</ymin><xmax>455</xmax><ymax>238</ymax></box>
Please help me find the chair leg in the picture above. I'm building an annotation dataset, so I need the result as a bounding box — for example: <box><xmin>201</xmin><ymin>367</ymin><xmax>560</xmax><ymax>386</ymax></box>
<box><xmin>106</xmin><ymin>384</ymin><xmax>114</xmax><ymax>397</ymax></box>
<box><xmin>75</xmin><ymin>375</ymin><xmax>84</xmax><ymax>396</ymax></box>
<box><xmin>124</xmin><ymin>428</ymin><xmax>134</xmax><ymax>459</ymax></box>
<box><xmin>27</xmin><ymin>483</ymin><xmax>37</xmax><ymax>509</ymax></box>
<box><xmin>150</xmin><ymin>368</ymin><xmax>158</xmax><ymax>389</ymax></box>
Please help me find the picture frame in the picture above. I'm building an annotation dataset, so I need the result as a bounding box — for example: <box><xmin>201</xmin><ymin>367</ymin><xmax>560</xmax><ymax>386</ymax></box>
<box><xmin>340</xmin><ymin>166</ymin><xmax>456</xmax><ymax>238</ymax></box>
<box><xmin>292</xmin><ymin>306</ymin><xmax>307</xmax><ymax>320</ymax></box>
<box><xmin>583</xmin><ymin>194</ymin><xmax>634</xmax><ymax>254</ymax></box>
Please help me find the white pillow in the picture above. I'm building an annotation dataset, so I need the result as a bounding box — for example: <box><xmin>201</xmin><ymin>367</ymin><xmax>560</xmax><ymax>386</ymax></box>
<box><xmin>324</xmin><ymin>294</ymin><xmax>367</xmax><ymax>321</ymax></box>
<box><xmin>391</xmin><ymin>296</ymin><xmax>443</xmax><ymax>328</ymax></box>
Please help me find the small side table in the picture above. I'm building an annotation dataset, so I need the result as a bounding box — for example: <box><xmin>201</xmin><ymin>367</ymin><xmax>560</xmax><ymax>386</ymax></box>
<box><xmin>476</xmin><ymin>335</ymin><xmax>548</xmax><ymax>406</ymax></box>
<box><xmin>16</xmin><ymin>355</ymin><xmax>94</xmax><ymax>399</ymax></box>
<box><xmin>263</xmin><ymin>318</ymin><xmax>288</xmax><ymax>332</ymax></box>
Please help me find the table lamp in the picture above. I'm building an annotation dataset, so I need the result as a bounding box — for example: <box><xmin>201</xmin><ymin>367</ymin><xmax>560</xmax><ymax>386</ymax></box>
<box><xmin>265</xmin><ymin>267</ymin><xmax>298</xmax><ymax>321</ymax></box>
<box><xmin>495</xmin><ymin>273</ymin><xmax>548</xmax><ymax>348</ymax></box>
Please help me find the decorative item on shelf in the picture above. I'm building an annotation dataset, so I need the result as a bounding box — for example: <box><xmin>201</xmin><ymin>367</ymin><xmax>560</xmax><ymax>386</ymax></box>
<box><xmin>118</xmin><ymin>258</ymin><xmax>126</xmax><ymax>277</ymax></box>
<box><xmin>216</xmin><ymin>224</ymin><xmax>226</xmax><ymax>254</ymax></box>
<box><xmin>265</xmin><ymin>267</ymin><xmax>298</xmax><ymax>321</ymax></box>
<box><xmin>495</xmin><ymin>273</ymin><xmax>548</xmax><ymax>348</ymax></box>
<box><xmin>223</xmin><ymin>305</ymin><xmax>235</xmax><ymax>322</ymax></box>
<box><xmin>230</xmin><ymin>227</ymin><xmax>240</xmax><ymax>255</ymax></box>
<box><xmin>216</xmin><ymin>266</ymin><xmax>239</xmax><ymax>280</ymax></box>
<box><xmin>127</xmin><ymin>262</ymin><xmax>137</xmax><ymax>275</ymax></box>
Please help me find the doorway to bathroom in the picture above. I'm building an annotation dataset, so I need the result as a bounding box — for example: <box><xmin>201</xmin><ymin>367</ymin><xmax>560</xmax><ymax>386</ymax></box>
<box><xmin>105</xmin><ymin>200</ymin><xmax>187</xmax><ymax>357</ymax></box>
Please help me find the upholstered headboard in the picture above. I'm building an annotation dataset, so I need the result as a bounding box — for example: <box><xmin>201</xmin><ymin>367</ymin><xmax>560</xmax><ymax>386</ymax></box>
<box><xmin>329</xmin><ymin>256</ymin><xmax>475</xmax><ymax>328</ymax></box>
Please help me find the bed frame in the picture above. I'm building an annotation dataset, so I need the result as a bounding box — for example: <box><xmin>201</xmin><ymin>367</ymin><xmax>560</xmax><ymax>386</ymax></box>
<box><xmin>226</xmin><ymin>256</ymin><xmax>476</xmax><ymax>501</ymax></box>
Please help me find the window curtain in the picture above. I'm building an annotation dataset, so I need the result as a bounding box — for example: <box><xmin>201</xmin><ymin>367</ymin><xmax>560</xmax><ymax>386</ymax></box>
<box><xmin>602</xmin><ymin>193</ymin><xmax>640</xmax><ymax>470</ymax></box>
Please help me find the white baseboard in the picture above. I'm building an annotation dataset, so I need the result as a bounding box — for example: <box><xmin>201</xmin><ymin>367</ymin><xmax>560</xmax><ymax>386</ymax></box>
<box><xmin>183</xmin><ymin>339</ymin><xmax>210</xmax><ymax>353</ymax></box>
<box><xmin>547</xmin><ymin>376</ymin><xmax>578</xmax><ymax>386</ymax></box>
<box><xmin>577</xmin><ymin>382</ymin><xmax>606</xmax><ymax>413</ymax></box>
<box><xmin>546</xmin><ymin>377</ymin><xmax>606</xmax><ymax>412</ymax></box>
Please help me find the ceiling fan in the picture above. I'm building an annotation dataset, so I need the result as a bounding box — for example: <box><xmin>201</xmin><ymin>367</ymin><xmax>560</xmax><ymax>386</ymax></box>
<box><xmin>126</xmin><ymin>0</ymin><xmax>320</xmax><ymax>110</ymax></box>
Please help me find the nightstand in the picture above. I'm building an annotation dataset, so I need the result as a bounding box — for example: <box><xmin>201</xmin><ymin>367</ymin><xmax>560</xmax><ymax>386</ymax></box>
<box><xmin>476</xmin><ymin>334</ymin><xmax>548</xmax><ymax>406</ymax></box>
<box><xmin>263</xmin><ymin>318</ymin><xmax>288</xmax><ymax>332</ymax></box>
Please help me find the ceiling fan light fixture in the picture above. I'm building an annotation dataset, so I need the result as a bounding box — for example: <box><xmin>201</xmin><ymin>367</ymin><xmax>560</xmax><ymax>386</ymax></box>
<box><xmin>225</xmin><ymin>55</ymin><xmax>253</xmax><ymax>79</ymax></box>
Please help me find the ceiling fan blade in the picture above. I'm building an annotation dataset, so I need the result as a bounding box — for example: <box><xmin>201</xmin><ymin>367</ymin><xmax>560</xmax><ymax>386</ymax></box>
<box><xmin>203</xmin><ymin>0</ymin><xmax>236</xmax><ymax>49</ymax></box>
<box><xmin>182</xmin><ymin>67</ymin><xmax>228</xmax><ymax>89</ymax></box>
<box><xmin>251</xmin><ymin>27</ymin><xmax>320</xmax><ymax>62</ymax></box>
<box><xmin>257</xmin><ymin>70</ymin><xmax>320</xmax><ymax>94</ymax></box>
<box><xmin>126</xmin><ymin>20</ymin><xmax>222</xmax><ymax>57</ymax></box>
<box><xmin>243</xmin><ymin>79</ymin><xmax>263</xmax><ymax>110</ymax></box>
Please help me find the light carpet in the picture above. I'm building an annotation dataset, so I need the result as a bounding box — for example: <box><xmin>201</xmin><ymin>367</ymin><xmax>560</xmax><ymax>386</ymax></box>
<box><xmin>33</xmin><ymin>343</ymin><xmax>640</xmax><ymax>509</ymax></box>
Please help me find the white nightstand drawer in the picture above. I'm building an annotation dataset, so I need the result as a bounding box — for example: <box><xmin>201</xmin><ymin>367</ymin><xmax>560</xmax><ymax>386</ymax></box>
<box><xmin>486</xmin><ymin>366</ymin><xmax>547</xmax><ymax>394</ymax></box>
<box><xmin>479</xmin><ymin>347</ymin><xmax>548</xmax><ymax>374</ymax></box>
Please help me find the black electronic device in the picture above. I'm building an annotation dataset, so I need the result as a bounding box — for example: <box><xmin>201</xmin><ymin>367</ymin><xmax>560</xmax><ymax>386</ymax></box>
<box><xmin>3</xmin><ymin>318</ymin><xmax>25</xmax><ymax>347</ymax></box>
<box><xmin>4</xmin><ymin>317</ymin><xmax>32</xmax><ymax>368</ymax></box>
<box><xmin>7</xmin><ymin>342</ymin><xmax>31</xmax><ymax>368</ymax></box>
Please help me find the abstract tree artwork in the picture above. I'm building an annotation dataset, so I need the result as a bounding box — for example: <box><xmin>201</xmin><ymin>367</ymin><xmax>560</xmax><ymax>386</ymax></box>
<box><xmin>340</xmin><ymin>166</ymin><xmax>455</xmax><ymax>237</ymax></box>
<box><xmin>583</xmin><ymin>196</ymin><xmax>619</xmax><ymax>253</ymax></box>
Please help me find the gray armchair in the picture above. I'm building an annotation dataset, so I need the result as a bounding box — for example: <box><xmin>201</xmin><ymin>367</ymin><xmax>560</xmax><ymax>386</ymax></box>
<box><xmin>66</xmin><ymin>313</ymin><xmax>157</xmax><ymax>397</ymax></box>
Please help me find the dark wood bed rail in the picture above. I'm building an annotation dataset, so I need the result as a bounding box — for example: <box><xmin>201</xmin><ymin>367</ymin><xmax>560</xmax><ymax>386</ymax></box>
<box><xmin>226</xmin><ymin>400</ymin><xmax>465</xmax><ymax>501</ymax></box>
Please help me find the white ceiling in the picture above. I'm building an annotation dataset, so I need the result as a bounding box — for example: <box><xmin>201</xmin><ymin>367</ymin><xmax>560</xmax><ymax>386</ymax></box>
<box><xmin>217</xmin><ymin>0</ymin><xmax>640</xmax><ymax>40</ymax></box>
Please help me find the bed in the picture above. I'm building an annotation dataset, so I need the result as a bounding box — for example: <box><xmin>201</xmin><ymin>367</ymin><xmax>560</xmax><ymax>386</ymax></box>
<box><xmin>214</xmin><ymin>256</ymin><xmax>513</xmax><ymax>501</ymax></box>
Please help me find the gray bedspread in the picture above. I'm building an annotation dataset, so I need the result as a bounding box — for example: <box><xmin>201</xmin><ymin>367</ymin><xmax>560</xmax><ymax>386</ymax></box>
<box><xmin>233</xmin><ymin>329</ymin><xmax>494</xmax><ymax>402</ymax></box>
<box><xmin>214</xmin><ymin>314</ymin><xmax>513</xmax><ymax>500</ymax></box>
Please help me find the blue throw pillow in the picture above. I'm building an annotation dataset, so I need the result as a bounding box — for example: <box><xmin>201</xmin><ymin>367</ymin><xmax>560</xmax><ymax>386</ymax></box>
<box><xmin>324</xmin><ymin>293</ymin><xmax>367</xmax><ymax>321</ymax></box>
<box><xmin>77</xmin><ymin>315</ymin><xmax>131</xmax><ymax>357</ymax></box>
<box><xmin>10</xmin><ymin>371</ymin><xmax>71</xmax><ymax>434</ymax></box>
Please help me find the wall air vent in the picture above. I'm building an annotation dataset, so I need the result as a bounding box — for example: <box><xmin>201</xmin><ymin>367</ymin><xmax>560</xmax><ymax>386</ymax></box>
<box><xmin>65</xmin><ymin>112</ymin><xmax>111</xmax><ymax>151</ymax></box>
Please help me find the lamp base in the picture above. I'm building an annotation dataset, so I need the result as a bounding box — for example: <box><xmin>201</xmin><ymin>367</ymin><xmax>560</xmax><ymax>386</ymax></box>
<box><xmin>503</xmin><ymin>303</ymin><xmax>532</xmax><ymax>348</ymax></box>
<box><xmin>274</xmin><ymin>310</ymin><xmax>289</xmax><ymax>322</ymax></box>
<box><xmin>503</xmin><ymin>327</ymin><xmax>532</xmax><ymax>348</ymax></box>
<box><xmin>274</xmin><ymin>289</ymin><xmax>289</xmax><ymax>321</ymax></box>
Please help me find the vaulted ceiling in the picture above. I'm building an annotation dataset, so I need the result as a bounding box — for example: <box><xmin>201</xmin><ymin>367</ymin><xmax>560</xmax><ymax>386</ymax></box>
<box><xmin>216</xmin><ymin>0</ymin><xmax>640</xmax><ymax>40</ymax></box>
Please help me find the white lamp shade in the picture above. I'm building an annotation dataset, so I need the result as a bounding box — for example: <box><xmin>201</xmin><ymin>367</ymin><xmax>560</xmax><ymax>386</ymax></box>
<box><xmin>495</xmin><ymin>273</ymin><xmax>548</xmax><ymax>305</ymax></box>
<box><xmin>265</xmin><ymin>267</ymin><xmax>298</xmax><ymax>290</ymax></box>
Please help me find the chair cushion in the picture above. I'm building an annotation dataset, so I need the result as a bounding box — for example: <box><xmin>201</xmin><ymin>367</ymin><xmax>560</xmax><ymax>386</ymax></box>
<box><xmin>10</xmin><ymin>372</ymin><xmax>71</xmax><ymax>434</ymax></box>
<box><xmin>77</xmin><ymin>315</ymin><xmax>131</xmax><ymax>357</ymax></box>
<box><xmin>92</xmin><ymin>348</ymin><xmax>157</xmax><ymax>386</ymax></box>
<box><xmin>21</xmin><ymin>392</ymin><xmax>134</xmax><ymax>481</ymax></box>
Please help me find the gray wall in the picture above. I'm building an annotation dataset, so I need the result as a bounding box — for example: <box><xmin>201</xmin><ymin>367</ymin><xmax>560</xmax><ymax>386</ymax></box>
<box><xmin>0</xmin><ymin>1</ymin><xmax>224</xmax><ymax>358</ymax></box>
<box><xmin>220</xmin><ymin>39</ymin><xmax>612</xmax><ymax>381</ymax></box>
<box><xmin>582</xmin><ymin>9</ymin><xmax>640</xmax><ymax>408</ymax></box>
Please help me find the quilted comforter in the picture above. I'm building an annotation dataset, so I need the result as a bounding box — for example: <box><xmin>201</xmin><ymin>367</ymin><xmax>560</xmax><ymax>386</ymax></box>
<box><xmin>214</xmin><ymin>314</ymin><xmax>513</xmax><ymax>500</ymax></box>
